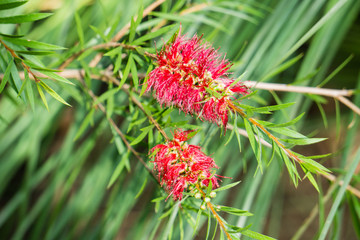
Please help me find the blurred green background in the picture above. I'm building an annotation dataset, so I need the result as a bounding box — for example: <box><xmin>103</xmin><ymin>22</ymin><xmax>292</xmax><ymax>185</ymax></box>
<box><xmin>1</xmin><ymin>0</ymin><xmax>360</xmax><ymax>239</ymax></box>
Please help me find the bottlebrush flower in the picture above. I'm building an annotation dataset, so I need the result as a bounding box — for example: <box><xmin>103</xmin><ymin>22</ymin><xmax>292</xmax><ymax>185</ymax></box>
<box><xmin>146</xmin><ymin>27</ymin><xmax>248</xmax><ymax>128</ymax></box>
<box><xmin>150</xmin><ymin>130</ymin><xmax>221</xmax><ymax>201</ymax></box>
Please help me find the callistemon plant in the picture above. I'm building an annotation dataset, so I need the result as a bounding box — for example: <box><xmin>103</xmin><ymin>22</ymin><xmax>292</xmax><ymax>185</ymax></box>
<box><xmin>146</xmin><ymin>28</ymin><xmax>249</xmax><ymax>127</ymax></box>
<box><xmin>150</xmin><ymin>130</ymin><xmax>221</xmax><ymax>201</ymax></box>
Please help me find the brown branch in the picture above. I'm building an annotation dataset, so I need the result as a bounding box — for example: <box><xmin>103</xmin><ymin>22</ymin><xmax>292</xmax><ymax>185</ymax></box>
<box><xmin>77</xmin><ymin>73</ymin><xmax>158</xmax><ymax>181</ymax></box>
<box><xmin>196</xmin><ymin>184</ymin><xmax>232</xmax><ymax>240</ymax></box>
<box><xmin>0</xmin><ymin>39</ymin><xmax>40</xmax><ymax>83</ymax></box>
<box><xmin>336</xmin><ymin>95</ymin><xmax>360</xmax><ymax>116</ymax></box>
<box><xmin>245</xmin><ymin>81</ymin><xmax>353</xmax><ymax>98</ymax></box>
<box><xmin>226</xmin><ymin>123</ymin><xmax>360</xmax><ymax>199</ymax></box>
<box><xmin>3</xmin><ymin>69</ymin><xmax>360</xmax><ymax>197</ymax></box>
<box><xmin>227</xmin><ymin>101</ymin><xmax>304</xmax><ymax>165</ymax></box>
<box><xmin>128</xmin><ymin>92</ymin><xmax>170</xmax><ymax>142</ymax></box>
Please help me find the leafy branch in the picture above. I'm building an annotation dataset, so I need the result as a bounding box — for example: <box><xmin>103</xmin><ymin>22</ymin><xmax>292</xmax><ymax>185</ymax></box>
<box><xmin>76</xmin><ymin>74</ymin><xmax>157</xmax><ymax>182</ymax></box>
<box><xmin>5</xmin><ymin>67</ymin><xmax>360</xmax><ymax>197</ymax></box>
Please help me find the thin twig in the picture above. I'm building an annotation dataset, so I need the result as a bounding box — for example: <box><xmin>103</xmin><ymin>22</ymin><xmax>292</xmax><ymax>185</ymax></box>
<box><xmin>127</xmin><ymin>92</ymin><xmax>170</xmax><ymax>142</ymax></box>
<box><xmin>0</xmin><ymin>39</ymin><xmax>40</xmax><ymax>82</ymax></box>
<box><xmin>336</xmin><ymin>95</ymin><xmax>360</xmax><ymax>116</ymax></box>
<box><xmin>3</xmin><ymin>69</ymin><xmax>360</xmax><ymax>197</ymax></box>
<box><xmin>227</xmin><ymin>123</ymin><xmax>360</xmax><ymax>199</ymax></box>
<box><xmin>196</xmin><ymin>184</ymin><xmax>232</xmax><ymax>240</ymax></box>
<box><xmin>6</xmin><ymin>69</ymin><xmax>356</xmax><ymax>99</ymax></box>
<box><xmin>228</xmin><ymin>101</ymin><xmax>304</xmax><ymax>164</ymax></box>
<box><xmin>244</xmin><ymin>81</ymin><xmax>353</xmax><ymax>98</ymax></box>
<box><xmin>77</xmin><ymin>74</ymin><xmax>158</xmax><ymax>181</ymax></box>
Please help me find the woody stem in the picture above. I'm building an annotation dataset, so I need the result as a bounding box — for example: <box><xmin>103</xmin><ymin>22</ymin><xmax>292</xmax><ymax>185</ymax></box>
<box><xmin>196</xmin><ymin>184</ymin><xmax>232</xmax><ymax>240</ymax></box>
<box><xmin>227</xmin><ymin>101</ymin><xmax>303</xmax><ymax>164</ymax></box>
<box><xmin>0</xmin><ymin>39</ymin><xmax>40</xmax><ymax>83</ymax></box>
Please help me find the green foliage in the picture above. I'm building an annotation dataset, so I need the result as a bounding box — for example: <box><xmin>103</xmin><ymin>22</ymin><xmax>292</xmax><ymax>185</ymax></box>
<box><xmin>1</xmin><ymin>0</ymin><xmax>360</xmax><ymax>239</ymax></box>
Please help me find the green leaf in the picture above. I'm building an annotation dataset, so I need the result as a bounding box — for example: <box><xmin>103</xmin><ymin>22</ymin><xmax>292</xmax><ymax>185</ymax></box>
<box><xmin>260</xmin><ymin>112</ymin><xmax>305</xmax><ymax>128</ymax></box>
<box><xmin>93</xmin><ymin>88</ymin><xmax>119</xmax><ymax>106</ymax></box>
<box><xmin>347</xmin><ymin>193</ymin><xmax>360</xmax><ymax>239</ymax></box>
<box><xmin>74</xmin><ymin>109</ymin><xmax>95</xmax><ymax>141</ymax></box>
<box><xmin>280</xmin><ymin>149</ymin><xmax>299</xmax><ymax>186</ymax></box>
<box><xmin>39</xmin><ymin>81</ymin><xmax>71</xmax><ymax>107</ymax></box>
<box><xmin>318</xmin><ymin>147</ymin><xmax>360</xmax><ymax>240</ymax></box>
<box><xmin>237</xmin><ymin>89</ymin><xmax>258</xmax><ymax>101</ymax></box>
<box><xmin>213</xmin><ymin>181</ymin><xmax>241</xmax><ymax>192</ymax></box>
<box><xmin>244</xmin><ymin>118</ymin><xmax>261</xmax><ymax>165</ymax></box>
<box><xmin>260</xmin><ymin>53</ymin><xmax>303</xmax><ymax>82</ymax></box>
<box><xmin>317</xmin><ymin>54</ymin><xmax>353</xmax><ymax>88</ymax></box>
<box><xmin>268</xmin><ymin>140</ymin><xmax>277</xmax><ymax>166</ymax></box>
<box><xmin>303</xmin><ymin>153</ymin><xmax>332</xmax><ymax>160</ymax></box>
<box><xmin>218</xmin><ymin>205</ymin><xmax>252</xmax><ymax>216</ymax></box>
<box><xmin>0</xmin><ymin>0</ymin><xmax>27</xmax><ymax>10</ymax></box>
<box><xmin>225</xmin><ymin>223</ymin><xmax>250</xmax><ymax>233</ymax></box>
<box><xmin>268</xmin><ymin>127</ymin><xmax>306</xmax><ymax>138</ymax></box>
<box><xmin>39</xmin><ymin>71</ymin><xmax>74</xmax><ymax>85</ymax></box>
<box><xmin>206</xmin><ymin>6</ymin><xmax>258</xmax><ymax>24</ymax></box>
<box><xmin>113</xmin><ymin>49</ymin><xmax>123</xmax><ymax>74</ymax></box>
<box><xmin>241</xmin><ymin>229</ymin><xmax>276</xmax><ymax>240</ymax></box>
<box><xmin>252</xmin><ymin>102</ymin><xmax>294</xmax><ymax>114</ymax></box>
<box><xmin>0</xmin><ymin>60</ymin><xmax>13</xmax><ymax>93</ymax></box>
<box><xmin>192</xmin><ymin>208</ymin><xmax>202</xmax><ymax>238</ymax></box>
<box><xmin>140</xmin><ymin>64</ymin><xmax>153</xmax><ymax>97</ymax></box>
<box><xmin>280</xmin><ymin>137</ymin><xmax>326</xmax><ymax>146</ymax></box>
<box><xmin>132</xmin><ymin>24</ymin><xmax>176</xmax><ymax>45</ymax></box>
<box><xmin>118</xmin><ymin>53</ymin><xmax>133</xmax><ymax>89</ymax></box>
<box><xmin>17</xmin><ymin>69</ymin><xmax>29</xmax><ymax>97</ymax></box>
<box><xmin>36</xmin><ymin>83</ymin><xmax>48</xmax><ymax>111</ymax></box>
<box><xmin>75</xmin><ymin>12</ymin><xmax>85</xmax><ymax>48</ymax></box>
<box><xmin>303</xmin><ymin>171</ymin><xmax>319</xmax><ymax>192</ymax></box>
<box><xmin>104</xmin><ymin>46</ymin><xmax>122</xmax><ymax>57</ymax></box>
<box><xmin>299</xmin><ymin>157</ymin><xmax>329</xmax><ymax>174</ymax></box>
<box><xmin>316</xmin><ymin>102</ymin><xmax>328</xmax><ymax>129</ymax></box>
<box><xmin>335</xmin><ymin>99</ymin><xmax>341</xmax><ymax>141</ymax></box>
<box><xmin>135</xmin><ymin>177</ymin><xmax>147</xmax><ymax>199</ymax></box>
<box><xmin>25</xmin><ymin>71</ymin><xmax>35</xmax><ymax>111</ymax></box>
<box><xmin>107</xmin><ymin>150</ymin><xmax>131</xmax><ymax>188</ymax></box>
<box><xmin>206</xmin><ymin>208</ymin><xmax>211</xmax><ymax>240</ymax></box>
<box><xmin>129</xmin><ymin>18</ymin><xmax>136</xmax><ymax>43</ymax></box>
<box><xmin>0</xmin><ymin>13</ymin><xmax>52</xmax><ymax>23</ymax></box>
<box><xmin>3</xmin><ymin>37</ymin><xmax>65</xmax><ymax>50</ymax></box>
<box><xmin>89</xmin><ymin>25</ymin><xmax>108</xmax><ymax>42</ymax></box>
<box><xmin>130</xmin><ymin>125</ymin><xmax>154</xmax><ymax>146</ymax></box>
<box><xmin>205</xmin><ymin>87</ymin><xmax>222</xmax><ymax>99</ymax></box>
<box><xmin>16</xmin><ymin>50</ymin><xmax>54</xmax><ymax>55</ymax></box>
<box><xmin>0</xmin><ymin>32</ymin><xmax>24</xmax><ymax>38</ymax></box>
<box><xmin>128</xmin><ymin>117</ymin><xmax>147</xmax><ymax>133</ymax></box>
<box><xmin>151</xmin><ymin>196</ymin><xmax>166</xmax><ymax>203</ymax></box>
<box><xmin>306</xmin><ymin>93</ymin><xmax>327</xmax><ymax>104</ymax></box>
<box><xmin>130</xmin><ymin>58</ymin><xmax>139</xmax><ymax>90</ymax></box>
<box><xmin>151</xmin><ymin>12</ymin><xmax>228</xmax><ymax>33</ymax></box>
<box><xmin>129</xmin><ymin>5</ymin><xmax>143</xmax><ymax>43</ymax></box>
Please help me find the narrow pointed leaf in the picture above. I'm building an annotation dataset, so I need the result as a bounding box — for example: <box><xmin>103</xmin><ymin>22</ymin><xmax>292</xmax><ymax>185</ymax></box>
<box><xmin>0</xmin><ymin>13</ymin><xmax>52</xmax><ymax>24</ymax></box>
<box><xmin>39</xmin><ymin>82</ymin><xmax>71</xmax><ymax>106</ymax></box>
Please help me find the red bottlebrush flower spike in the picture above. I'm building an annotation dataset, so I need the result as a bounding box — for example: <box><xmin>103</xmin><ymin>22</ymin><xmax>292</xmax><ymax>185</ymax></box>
<box><xmin>146</xmin><ymin>27</ymin><xmax>249</xmax><ymax>128</ymax></box>
<box><xmin>150</xmin><ymin>130</ymin><xmax>221</xmax><ymax>201</ymax></box>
